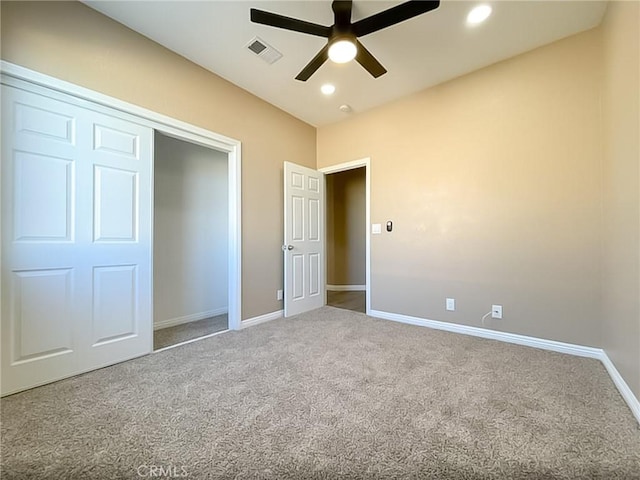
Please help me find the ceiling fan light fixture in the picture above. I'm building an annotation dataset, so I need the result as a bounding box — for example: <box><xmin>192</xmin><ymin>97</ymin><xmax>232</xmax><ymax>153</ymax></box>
<box><xmin>467</xmin><ymin>5</ymin><xmax>492</xmax><ymax>25</ymax></box>
<box><xmin>328</xmin><ymin>38</ymin><xmax>357</xmax><ymax>64</ymax></box>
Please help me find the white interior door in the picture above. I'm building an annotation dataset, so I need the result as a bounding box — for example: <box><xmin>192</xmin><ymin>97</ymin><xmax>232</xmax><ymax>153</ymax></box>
<box><xmin>283</xmin><ymin>162</ymin><xmax>325</xmax><ymax>317</ymax></box>
<box><xmin>1</xmin><ymin>86</ymin><xmax>152</xmax><ymax>395</ymax></box>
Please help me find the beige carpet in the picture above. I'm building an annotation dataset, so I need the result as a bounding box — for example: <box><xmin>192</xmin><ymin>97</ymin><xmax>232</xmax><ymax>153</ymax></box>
<box><xmin>2</xmin><ymin>307</ymin><xmax>639</xmax><ymax>479</ymax></box>
<box><xmin>154</xmin><ymin>314</ymin><xmax>228</xmax><ymax>350</ymax></box>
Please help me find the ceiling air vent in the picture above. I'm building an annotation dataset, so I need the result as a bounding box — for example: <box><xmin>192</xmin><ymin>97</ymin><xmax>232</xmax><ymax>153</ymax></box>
<box><xmin>246</xmin><ymin>37</ymin><xmax>282</xmax><ymax>65</ymax></box>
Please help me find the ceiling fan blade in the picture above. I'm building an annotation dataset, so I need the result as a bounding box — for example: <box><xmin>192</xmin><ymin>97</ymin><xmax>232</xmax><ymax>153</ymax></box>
<box><xmin>332</xmin><ymin>0</ymin><xmax>353</xmax><ymax>27</ymax></box>
<box><xmin>355</xmin><ymin>39</ymin><xmax>387</xmax><ymax>78</ymax></box>
<box><xmin>295</xmin><ymin>44</ymin><xmax>330</xmax><ymax>81</ymax></box>
<box><xmin>251</xmin><ymin>9</ymin><xmax>331</xmax><ymax>38</ymax></box>
<box><xmin>352</xmin><ymin>0</ymin><xmax>440</xmax><ymax>37</ymax></box>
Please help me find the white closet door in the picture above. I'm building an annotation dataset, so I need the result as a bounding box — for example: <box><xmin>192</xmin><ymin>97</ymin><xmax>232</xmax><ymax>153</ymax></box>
<box><xmin>1</xmin><ymin>86</ymin><xmax>153</xmax><ymax>395</ymax></box>
<box><xmin>77</xmin><ymin>107</ymin><xmax>152</xmax><ymax>369</ymax></box>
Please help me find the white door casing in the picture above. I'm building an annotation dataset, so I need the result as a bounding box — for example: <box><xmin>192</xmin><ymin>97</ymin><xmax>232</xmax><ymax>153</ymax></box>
<box><xmin>1</xmin><ymin>86</ymin><xmax>153</xmax><ymax>395</ymax></box>
<box><xmin>283</xmin><ymin>162</ymin><xmax>325</xmax><ymax>317</ymax></box>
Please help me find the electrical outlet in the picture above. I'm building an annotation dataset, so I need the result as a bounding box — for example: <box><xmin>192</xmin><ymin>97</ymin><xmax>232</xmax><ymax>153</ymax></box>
<box><xmin>492</xmin><ymin>304</ymin><xmax>503</xmax><ymax>319</ymax></box>
<box><xmin>277</xmin><ymin>289</ymin><xmax>283</xmax><ymax>300</ymax></box>
<box><xmin>446</xmin><ymin>298</ymin><xmax>455</xmax><ymax>311</ymax></box>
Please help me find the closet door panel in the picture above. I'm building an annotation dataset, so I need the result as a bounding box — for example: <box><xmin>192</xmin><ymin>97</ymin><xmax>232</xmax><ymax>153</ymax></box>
<box><xmin>93</xmin><ymin>165</ymin><xmax>138</xmax><ymax>243</ymax></box>
<box><xmin>1</xmin><ymin>88</ymin><xmax>82</xmax><ymax>394</ymax></box>
<box><xmin>81</xmin><ymin>109</ymin><xmax>152</xmax><ymax>369</ymax></box>
<box><xmin>1</xmin><ymin>86</ymin><xmax>153</xmax><ymax>395</ymax></box>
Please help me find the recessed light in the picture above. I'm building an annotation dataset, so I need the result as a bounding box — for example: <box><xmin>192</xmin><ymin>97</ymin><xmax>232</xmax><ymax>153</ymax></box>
<box><xmin>321</xmin><ymin>84</ymin><xmax>336</xmax><ymax>95</ymax></box>
<box><xmin>467</xmin><ymin>5</ymin><xmax>492</xmax><ymax>25</ymax></box>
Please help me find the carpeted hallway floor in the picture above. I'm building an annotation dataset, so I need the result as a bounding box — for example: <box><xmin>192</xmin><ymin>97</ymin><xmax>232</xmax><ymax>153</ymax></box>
<box><xmin>327</xmin><ymin>290</ymin><xmax>366</xmax><ymax>313</ymax></box>
<box><xmin>2</xmin><ymin>307</ymin><xmax>639</xmax><ymax>479</ymax></box>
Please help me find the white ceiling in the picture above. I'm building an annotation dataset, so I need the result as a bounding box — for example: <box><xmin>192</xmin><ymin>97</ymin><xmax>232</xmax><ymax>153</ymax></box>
<box><xmin>84</xmin><ymin>1</ymin><xmax>607</xmax><ymax>127</ymax></box>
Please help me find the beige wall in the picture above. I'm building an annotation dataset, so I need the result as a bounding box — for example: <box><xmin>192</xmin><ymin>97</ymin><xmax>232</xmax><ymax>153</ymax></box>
<box><xmin>318</xmin><ymin>29</ymin><xmax>603</xmax><ymax>346</ymax></box>
<box><xmin>0</xmin><ymin>1</ymin><xmax>316</xmax><ymax>320</ymax></box>
<box><xmin>601</xmin><ymin>1</ymin><xmax>640</xmax><ymax>398</ymax></box>
<box><xmin>326</xmin><ymin>168</ymin><xmax>366</xmax><ymax>286</ymax></box>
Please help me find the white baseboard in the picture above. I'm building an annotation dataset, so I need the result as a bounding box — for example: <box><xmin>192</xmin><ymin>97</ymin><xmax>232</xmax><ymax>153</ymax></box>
<box><xmin>369</xmin><ymin>309</ymin><xmax>640</xmax><ymax>425</ymax></box>
<box><xmin>599</xmin><ymin>352</ymin><xmax>640</xmax><ymax>425</ymax></box>
<box><xmin>153</xmin><ymin>329</ymin><xmax>228</xmax><ymax>353</ymax></box>
<box><xmin>369</xmin><ymin>309</ymin><xmax>601</xmax><ymax>358</ymax></box>
<box><xmin>327</xmin><ymin>284</ymin><xmax>366</xmax><ymax>292</ymax></box>
<box><xmin>240</xmin><ymin>309</ymin><xmax>283</xmax><ymax>329</ymax></box>
<box><xmin>154</xmin><ymin>307</ymin><xmax>228</xmax><ymax>331</ymax></box>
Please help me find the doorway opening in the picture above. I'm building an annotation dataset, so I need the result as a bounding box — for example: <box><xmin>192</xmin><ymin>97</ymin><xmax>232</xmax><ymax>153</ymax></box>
<box><xmin>153</xmin><ymin>133</ymin><xmax>229</xmax><ymax>350</ymax></box>
<box><xmin>321</xmin><ymin>159</ymin><xmax>371</xmax><ymax>315</ymax></box>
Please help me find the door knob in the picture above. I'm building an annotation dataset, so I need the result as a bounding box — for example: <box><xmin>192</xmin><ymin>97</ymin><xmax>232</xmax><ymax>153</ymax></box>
<box><xmin>282</xmin><ymin>244</ymin><xmax>294</xmax><ymax>251</ymax></box>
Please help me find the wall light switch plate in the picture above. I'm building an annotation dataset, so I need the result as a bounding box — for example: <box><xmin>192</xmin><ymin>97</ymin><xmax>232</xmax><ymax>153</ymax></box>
<box><xmin>277</xmin><ymin>289</ymin><xmax>283</xmax><ymax>300</ymax></box>
<box><xmin>372</xmin><ymin>223</ymin><xmax>382</xmax><ymax>234</ymax></box>
<box><xmin>446</xmin><ymin>298</ymin><xmax>455</xmax><ymax>311</ymax></box>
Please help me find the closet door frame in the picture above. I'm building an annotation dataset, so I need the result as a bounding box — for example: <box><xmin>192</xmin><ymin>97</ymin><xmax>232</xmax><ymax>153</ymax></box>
<box><xmin>0</xmin><ymin>62</ymin><xmax>243</xmax><ymax>357</ymax></box>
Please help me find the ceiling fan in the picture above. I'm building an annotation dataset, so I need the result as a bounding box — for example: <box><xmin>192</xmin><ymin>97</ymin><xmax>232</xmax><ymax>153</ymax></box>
<box><xmin>250</xmin><ymin>0</ymin><xmax>440</xmax><ymax>81</ymax></box>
